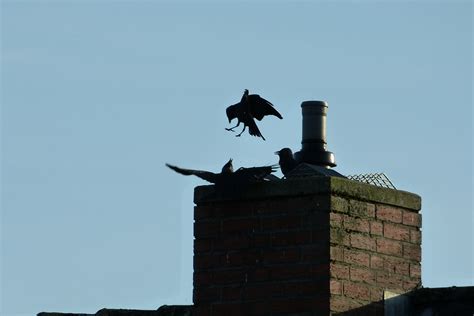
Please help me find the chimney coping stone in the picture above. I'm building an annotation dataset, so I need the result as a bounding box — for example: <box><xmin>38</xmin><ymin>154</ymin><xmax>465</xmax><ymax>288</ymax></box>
<box><xmin>194</xmin><ymin>176</ymin><xmax>421</xmax><ymax>211</ymax></box>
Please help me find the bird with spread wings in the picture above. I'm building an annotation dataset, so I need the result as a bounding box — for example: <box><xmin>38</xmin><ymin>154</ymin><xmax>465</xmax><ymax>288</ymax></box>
<box><xmin>166</xmin><ymin>159</ymin><xmax>277</xmax><ymax>186</ymax></box>
<box><xmin>225</xmin><ymin>89</ymin><xmax>283</xmax><ymax>140</ymax></box>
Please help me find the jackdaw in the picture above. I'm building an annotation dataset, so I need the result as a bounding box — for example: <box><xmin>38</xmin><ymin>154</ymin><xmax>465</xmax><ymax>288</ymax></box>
<box><xmin>226</xmin><ymin>89</ymin><xmax>283</xmax><ymax>140</ymax></box>
<box><xmin>275</xmin><ymin>148</ymin><xmax>299</xmax><ymax>177</ymax></box>
<box><xmin>166</xmin><ymin>159</ymin><xmax>277</xmax><ymax>186</ymax></box>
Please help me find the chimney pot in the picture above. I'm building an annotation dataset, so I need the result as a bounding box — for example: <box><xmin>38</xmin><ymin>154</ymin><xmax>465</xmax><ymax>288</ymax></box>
<box><xmin>294</xmin><ymin>100</ymin><xmax>336</xmax><ymax>168</ymax></box>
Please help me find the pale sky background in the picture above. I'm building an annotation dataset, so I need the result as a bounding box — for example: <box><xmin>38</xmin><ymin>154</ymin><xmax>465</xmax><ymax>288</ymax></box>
<box><xmin>1</xmin><ymin>1</ymin><xmax>472</xmax><ymax>315</ymax></box>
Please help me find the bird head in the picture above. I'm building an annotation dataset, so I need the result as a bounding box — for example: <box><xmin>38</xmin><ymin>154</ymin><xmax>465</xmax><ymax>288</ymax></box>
<box><xmin>243</xmin><ymin>89</ymin><xmax>249</xmax><ymax>101</ymax></box>
<box><xmin>275</xmin><ymin>148</ymin><xmax>294</xmax><ymax>158</ymax></box>
<box><xmin>221</xmin><ymin>158</ymin><xmax>233</xmax><ymax>173</ymax></box>
<box><xmin>226</xmin><ymin>106</ymin><xmax>236</xmax><ymax>123</ymax></box>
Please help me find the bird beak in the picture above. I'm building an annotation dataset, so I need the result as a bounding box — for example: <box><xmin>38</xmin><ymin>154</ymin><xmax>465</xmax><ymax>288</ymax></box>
<box><xmin>274</xmin><ymin>151</ymin><xmax>280</xmax><ymax>155</ymax></box>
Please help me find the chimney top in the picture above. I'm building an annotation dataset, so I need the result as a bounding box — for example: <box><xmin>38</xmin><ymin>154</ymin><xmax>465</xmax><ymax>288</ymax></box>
<box><xmin>294</xmin><ymin>100</ymin><xmax>336</xmax><ymax>168</ymax></box>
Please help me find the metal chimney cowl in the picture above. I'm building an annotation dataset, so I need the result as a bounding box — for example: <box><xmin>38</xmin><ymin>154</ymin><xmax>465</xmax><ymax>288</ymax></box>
<box><xmin>294</xmin><ymin>100</ymin><xmax>336</xmax><ymax>168</ymax></box>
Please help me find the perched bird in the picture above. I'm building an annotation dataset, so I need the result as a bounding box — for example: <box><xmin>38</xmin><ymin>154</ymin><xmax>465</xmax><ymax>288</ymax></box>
<box><xmin>226</xmin><ymin>89</ymin><xmax>283</xmax><ymax>140</ymax></box>
<box><xmin>275</xmin><ymin>148</ymin><xmax>299</xmax><ymax>177</ymax></box>
<box><xmin>166</xmin><ymin>159</ymin><xmax>277</xmax><ymax>186</ymax></box>
<box><xmin>221</xmin><ymin>158</ymin><xmax>234</xmax><ymax>174</ymax></box>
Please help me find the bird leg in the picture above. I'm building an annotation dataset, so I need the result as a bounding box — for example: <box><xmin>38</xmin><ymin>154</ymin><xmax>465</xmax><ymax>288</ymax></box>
<box><xmin>236</xmin><ymin>125</ymin><xmax>246</xmax><ymax>137</ymax></box>
<box><xmin>225</xmin><ymin>122</ymin><xmax>240</xmax><ymax>132</ymax></box>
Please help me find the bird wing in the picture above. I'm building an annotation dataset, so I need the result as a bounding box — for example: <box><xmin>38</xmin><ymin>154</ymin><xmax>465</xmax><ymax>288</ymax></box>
<box><xmin>166</xmin><ymin>163</ymin><xmax>218</xmax><ymax>183</ymax></box>
<box><xmin>248</xmin><ymin>94</ymin><xmax>283</xmax><ymax>121</ymax></box>
<box><xmin>233</xmin><ymin>165</ymin><xmax>278</xmax><ymax>181</ymax></box>
<box><xmin>226</xmin><ymin>103</ymin><xmax>241</xmax><ymax>122</ymax></box>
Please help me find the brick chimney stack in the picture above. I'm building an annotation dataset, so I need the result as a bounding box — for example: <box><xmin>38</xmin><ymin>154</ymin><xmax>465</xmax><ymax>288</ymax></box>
<box><xmin>192</xmin><ymin>100</ymin><xmax>421</xmax><ymax>315</ymax></box>
<box><xmin>192</xmin><ymin>177</ymin><xmax>421</xmax><ymax>315</ymax></box>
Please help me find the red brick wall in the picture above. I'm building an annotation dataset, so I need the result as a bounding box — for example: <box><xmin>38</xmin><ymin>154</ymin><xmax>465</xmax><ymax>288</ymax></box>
<box><xmin>193</xmin><ymin>195</ymin><xmax>331</xmax><ymax>316</ymax></box>
<box><xmin>193</xmin><ymin>178</ymin><xmax>422</xmax><ymax>316</ymax></box>
<box><xmin>329</xmin><ymin>197</ymin><xmax>422</xmax><ymax>315</ymax></box>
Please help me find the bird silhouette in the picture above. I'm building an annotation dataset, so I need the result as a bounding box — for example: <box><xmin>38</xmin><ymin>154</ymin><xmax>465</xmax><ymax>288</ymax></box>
<box><xmin>166</xmin><ymin>159</ymin><xmax>277</xmax><ymax>186</ymax></box>
<box><xmin>226</xmin><ymin>89</ymin><xmax>283</xmax><ymax>140</ymax></box>
<box><xmin>275</xmin><ymin>148</ymin><xmax>299</xmax><ymax>177</ymax></box>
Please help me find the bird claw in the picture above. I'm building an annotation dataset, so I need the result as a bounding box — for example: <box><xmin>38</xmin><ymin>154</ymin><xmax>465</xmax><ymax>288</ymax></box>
<box><xmin>225</xmin><ymin>128</ymin><xmax>235</xmax><ymax>132</ymax></box>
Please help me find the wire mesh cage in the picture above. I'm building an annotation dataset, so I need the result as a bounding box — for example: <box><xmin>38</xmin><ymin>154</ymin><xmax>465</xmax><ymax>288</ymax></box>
<box><xmin>347</xmin><ymin>173</ymin><xmax>396</xmax><ymax>189</ymax></box>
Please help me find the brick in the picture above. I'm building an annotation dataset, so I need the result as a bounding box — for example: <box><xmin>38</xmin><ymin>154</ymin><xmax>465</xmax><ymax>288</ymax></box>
<box><xmin>344</xmin><ymin>281</ymin><xmax>371</xmax><ymax>300</ymax></box>
<box><xmin>194</xmin><ymin>253</ymin><xmax>220</xmax><ymax>270</ymax></box>
<box><xmin>371</xmin><ymin>221</ymin><xmax>383</xmax><ymax>236</ymax></box>
<box><xmin>331</xmin><ymin>263</ymin><xmax>350</xmax><ymax>279</ymax></box>
<box><xmin>247</xmin><ymin>268</ymin><xmax>269</xmax><ymax>282</ymax></box>
<box><xmin>331</xmin><ymin>196</ymin><xmax>349</xmax><ymax>213</ymax></box>
<box><xmin>403</xmin><ymin>279</ymin><xmax>421</xmax><ymax>291</ymax></box>
<box><xmin>213</xmin><ymin>236</ymin><xmax>249</xmax><ymax>251</ymax></box>
<box><xmin>271</xmin><ymin>231</ymin><xmax>311</xmax><ymax>246</ymax></box>
<box><xmin>330</xmin><ymin>295</ymin><xmax>364</xmax><ymax>312</ymax></box>
<box><xmin>242</xmin><ymin>284</ymin><xmax>273</xmax><ymax>300</ymax></box>
<box><xmin>370</xmin><ymin>287</ymin><xmax>384</xmax><ymax>301</ymax></box>
<box><xmin>212</xmin><ymin>303</ymin><xmax>244</xmax><ymax>316</ymax></box>
<box><xmin>344</xmin><ymin>249</ymin><xmax>370</xmax><ymax>267</ymax></box>
<box><xmin>282</xmin><ymin>280</ymin><xmax>328</xmax><ymax>297</ymax></box>
<box><xmin>330</xmin><ymin>279</ymin><xmax>342</xmax><ymax>294</ymax></box>
<box><xmin>350</xmin><ymin>233</ymin><xmax>376</xmax><ymax>251</ymax></box>
<box><xmin>349</xmin><ymin>200</ymin><xmax>375</xmax><ymax>218</ymax></box>
<box><xmin>246</xmin><ymin>301</ymin><xmax>269</xmax><ymax>315</ymax></box>
<box><xmin>194</xmin><ymin>271</ymin><xmax>212</xmax><ymax>286</ymax></box>
<box><xmin>376</xmin><ymin>271</ymin><xmax>404</xmax><ymax>289</ymax></box>
<box><xmin>312</xmin><ymin>229</ymin><xmax>329</xmax><ymax>243</ymax></box>
<box><xmin>193</xmin><ymin>287</ymin><xmax>220</xmax><ymax>302</ymax></box>
<box><xmin>403</xmin><ymin>243</ymin><xmax>421</xmax><ymax>261</ymax></box>
<box><xmin>222</xmin><ymin>251</ymin><xmax>259</xmax><ymax>267</ymax></box>
<box><xmin>303</xmin><ymin>211</ymin><xmax>329</xmax><ymax>229</ymax></box>
<box><xmin>194</xmin><ymin>220</ymin><xmax>220</xmax><ymax>238</ymax></box>
<box><xmin>312</xmin><ymin>263</ymin><xmax>330</xmax><ymax>277</ymax></box>
<box><xmin>194</xmin><ymin>239</ymin><xmax>212</xmax><ymax>253</ymax></box>
<box><xmin>384</xmin><ymin>257</ymin><xmax>409</xmax><ymax>275</ymax></box>
<box><xmin>344</xmin><ymin>216</ymin><xmax>370</xmax><ymax>233</ymax></box>
<box><xmin>269</xmin><ymin>297</ymin><xmax>329</xmax><ymax>314</ymax></box>
<box><xmin>193</xmin><ymin>304</ymin><xmax>210</xmax><ymax>316</ymax></box>
<box><xmin>194</xmin><ymin>206</ymin><xmax>213</xmax><ymax>220</ymax></box>
<box><xmin>271</xmin><ymin>264</ymin><xmax>313</xmax><ymax>280</ymax></box>
<box><xmin>376</xmin><ymin>238</ymin><xmax>402</xmax><ymax>256</ymax></box>
<box><xmin>383</xmin><ymin>223</ymin><xmax>410</xmax><ymax>241</ymax></box>
<box><xmin>301</xmin><ymin>244</ymin><xmax>329</xmax><ymax>262</ymax></box>
<box><xmin>330</xmin><ymin>246</ymin><xmax>344</xmax><ymax>262</ymax></box>
<box><xmin>212</xmin><ymin>269</ymin><xmax>246</xmax><ymax>285</ymax></box>
<box><xmin>253</xmin><ymin>233</ymin><xmax>271</xmax><ymax>247</ymax></box>
<box><xmin>403</xmin><ymin>211</ymin><xmax>421</xmax><ymax>227</ymax></box>
<box><xmin>221</xmin><ymin>218</ymin><xmax>259</xmax><ymax>234</ymax></box>
<box><xmin>370</xmin><ymin>255</ymin><xmax>384</xmax><ymax>270</ymax></box>
<box><xmin>350</xmin><ymin>267</ymin><xmax>376</xmax><ymax>284</ymax></box>
<box><xmin>376</xmin><ymin>205</ymin><xmax>402</xmax><ymax>223</ymax></box>
<box><xmin>262</xmin><ymin>248</ymin><xmax>300</xmax><ymax>264</ymax></box>
<box><xmin>260</xmin><ymin>215</ymin><xmax>301</xmax><ymax>231</ymax></box>
<box><xmin>330</xmin><ymin>212</ymin><xmax>343</xmax><ymax>227</ymax></box>
<box><xmin>330</xmin><ymin>227</ymin><xmax>350</xmax><ymax>246</ymax></box>
<box><xmin>221</xmin><ymin>286</ymin><xmax>241</xmax><ymax>301</ymax></box>
<box><xmin>410</xmin><ymin>263</ymin><xmax>421</xmax><ymax>278</ymax></box>
<box><xmin>410</xmin><ymin>229</ymin><xmax>422</xmax><ymax>244</ymax></box>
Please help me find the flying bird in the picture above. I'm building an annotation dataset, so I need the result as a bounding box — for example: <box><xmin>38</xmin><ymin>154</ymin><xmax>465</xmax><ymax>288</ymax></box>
<box><xmin>275</xmin><ymin>148</ymin><xmax>299</xmax><ymax>177</ymax></box>
<box><xmin>226</xmin><ymin>89</ymin><xmax>283</xmax><ymax>140</ymax></box>
<box><xmin>166</xmin><ymin>159</ymin><xmax>277</xmax><ymax>186</ymax></box>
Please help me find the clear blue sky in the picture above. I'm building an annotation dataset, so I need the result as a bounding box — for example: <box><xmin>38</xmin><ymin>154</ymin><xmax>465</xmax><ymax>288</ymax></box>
<box><xmin>1</xmin><ymin>1</ymin><xmax>472</xmax><ymax>315</ymax></box>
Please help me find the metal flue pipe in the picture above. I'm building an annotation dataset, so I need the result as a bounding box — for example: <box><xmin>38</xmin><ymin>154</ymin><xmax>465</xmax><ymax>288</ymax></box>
<box><xmin>294</xmin><ymin>101</ymin><xmax>336</xmax><ymax>168</ymax></box>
